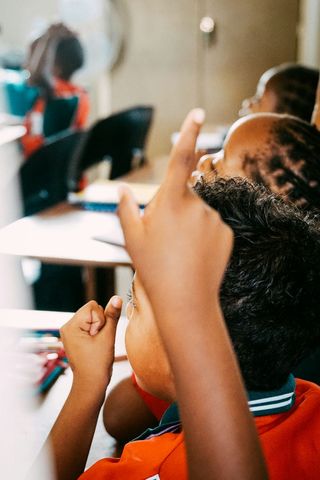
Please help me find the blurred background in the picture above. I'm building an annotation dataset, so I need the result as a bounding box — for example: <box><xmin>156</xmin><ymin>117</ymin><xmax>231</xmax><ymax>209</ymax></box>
<box><xmin>1</xmin><ymin>3</ymin><xmax>320</xmax><ymax>476</ymax></box>
<box><xmin>1</xmin><ymin>0</ymin><xmax>319</xmax><ymax>157</ymax></box>
<box><xmin>1</xmin><ymin>0</ymin><xmax>320</xmax><ymax>311</ymax></box>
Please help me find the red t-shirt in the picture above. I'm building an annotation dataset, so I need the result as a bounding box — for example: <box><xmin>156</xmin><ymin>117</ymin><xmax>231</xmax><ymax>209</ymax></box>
<box><xmin>21</xmin><ymin>77</ymin><xmax>89</xmax><ymax>158</ymax></box>
<box><xmin>79</xmin><ymin>379</ymin><xmax>320</xmax><ymax>479</ymax></box>
<box><xmin>257</xmin><ymin>379</ymin><xmax>320</xmax><ymax>479</ymax></box>
<box><xmin>80</xmin><ymin>431</ymin><xmax>187</xmax><ymax>480</ymax></box>
<box><xmin>132</xmin><ymin>372</ymin><xmax>170</xmax><ymax>420</ymax></box>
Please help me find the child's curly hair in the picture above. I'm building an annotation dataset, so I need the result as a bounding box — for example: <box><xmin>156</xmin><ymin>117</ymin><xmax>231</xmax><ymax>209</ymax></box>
<box><xmin>195</xmin><ymin>177</ymin><xmax>320</xmax><ymax>390</ymax></box>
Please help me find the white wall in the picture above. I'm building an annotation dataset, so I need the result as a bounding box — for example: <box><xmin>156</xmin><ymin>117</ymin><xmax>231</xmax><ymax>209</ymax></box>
<box><xmin>1</xmin><ymin>0</ymin><xmax>301</xmax><ymax>158</ymax></box>
<box><xmin>0</xmin><ymin>0</ymin><xmax>113</xmax><ymax>123</ymax></box>
<box><xmin>0</xmin><ymin>0</ymin><xmax>57</xmax><ymax>50</ymax></box>
<box><xmin>110</xmin><ymin>0</ymin><xmax>299</xmax><ymax>157</ymax></box>
<box><xmin>297</xmin><ymin>0</ymin><xmax>320</xmax><ymax>67</ymax></box>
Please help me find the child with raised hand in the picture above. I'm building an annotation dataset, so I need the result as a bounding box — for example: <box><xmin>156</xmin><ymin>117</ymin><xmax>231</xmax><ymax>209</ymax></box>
<box><xmin>103</xmin><ymin>121</ymin><xmax>320</xmax><ymax>478</ymax></box>
<box><xmin>22</xmin><ymin>23</ymin><xmax>89</xmax><ymax>158</ymax></box>
<box><xmin>36</xmin><ymin>109</ymin><xmax>268</xmax><ymax>480</ymax></box>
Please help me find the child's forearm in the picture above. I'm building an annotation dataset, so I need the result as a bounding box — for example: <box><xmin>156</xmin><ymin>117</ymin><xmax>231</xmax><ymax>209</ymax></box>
<box><xmin>153</xmin><ymin>296</ymin><xmax>268</xmax><ymax>480</ymax></box>
<box><xmin>36</xmin><ymin>380</ymin><xmax>106</xmax><ymax>480</ymax></box>
<box><xmin>36</xmin><ymin>299</ymin><xmax>122</xmax><ymax>480</ymax></box>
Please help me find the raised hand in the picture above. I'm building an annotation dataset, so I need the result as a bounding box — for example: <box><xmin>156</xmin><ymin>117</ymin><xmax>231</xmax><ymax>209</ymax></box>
<box><xmin>118</xmin><ymin>109</ymin><xmax>233</xmax><ymax>316</ymax></box>
<box><xmin>118</xmin><ymin>109</ymin><xmax>267</xmax><ymax>480</ymax></box>
<box><xmin>46</xmin><ymin>23</ymin><xmax>75</xmax><ymax>40</ymax></box>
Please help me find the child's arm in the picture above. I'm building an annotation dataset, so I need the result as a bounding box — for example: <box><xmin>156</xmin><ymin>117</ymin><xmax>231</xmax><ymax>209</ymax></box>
<box><xmin>103</xmin><ymin>376</ymin><xmax>160</xmax><ymax>444</ymax></box>
<box><xmin>311</xmin><ymin>77</ymin><xmax>320</xmax><ymax>130</ymax></box>
<box><xmin>27</xmin><ymin>23</ymin><xmax>73</xmax><ymax>96</ymax></box>
<box><xmin>118</xmin><ymin>109</ymin><xmax>268</xmax><ymax>480</ymax></box>
<box><xmin>31</xmin><ymin>297</ymin><xmax>122</xmax><ymax>480</ymax></box>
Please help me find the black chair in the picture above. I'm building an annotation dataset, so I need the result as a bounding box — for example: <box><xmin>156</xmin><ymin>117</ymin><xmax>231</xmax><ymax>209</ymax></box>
<box><xmin>19</xmin><ymin>130</ymin><xmax>86</xmax><ymax>312</ymax></box>
<box><xmin>68</xmin><ymin>105</ymin><xmax>154</xmax><ymax>190</ymax></box>
<box><xmin>19</xmin><ymin>130</ymin><xmax>84</xmax><ymax>216</ymax></box>
<box><xmin>43</xmin><ymin>96</ymin><xmax>79</xmax><ymax>137</ymax></box>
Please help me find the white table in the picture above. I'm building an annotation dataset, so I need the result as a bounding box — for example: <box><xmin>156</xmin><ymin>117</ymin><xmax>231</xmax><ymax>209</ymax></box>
<box><xmin>0</xmin><ymin>203</ymin><xmax>132</xmax><ymax>301</ymax></box>
<box><xmin>0</xmin><ymin>308</ymin><xmax>131</xmax><ymax>472</ymax></box>
<box><xmin>0</xmin><ymin>203</ymin><xmax>130</xmax><ymax>267</ymax></box>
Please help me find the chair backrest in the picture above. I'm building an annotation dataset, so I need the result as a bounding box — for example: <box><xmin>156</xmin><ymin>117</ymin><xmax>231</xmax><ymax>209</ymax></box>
<box><xmin>2</xmin><ymin>69</ymin><xmax>38</xmax><ymax>117</ymax></box>
<box><xmin>68</xmin><ymin>105</ymin><xmax>154</xmax><ymax>190</ymax></box>
<box><xmin>43</xmin><ymin>96</ymin><xmax>79</xmax><ymax>138</ymax></box>
<box><xmin>19</xmin><ymin>130</ymin><xmax>84</xmax><ymax>216</ymax></box>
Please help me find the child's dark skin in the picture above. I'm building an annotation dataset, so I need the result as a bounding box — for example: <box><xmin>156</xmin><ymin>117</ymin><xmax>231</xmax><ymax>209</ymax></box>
<box><xmin>31</xmin><ymin>110</ymin><xmax>268</xmax><ymax>480</ymax></box>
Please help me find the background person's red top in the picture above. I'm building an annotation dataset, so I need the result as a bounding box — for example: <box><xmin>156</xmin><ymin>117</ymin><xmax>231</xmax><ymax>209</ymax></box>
<box><xmin>21</xmin><ymin>78</ymin><xmax>89</xmax><ymax>158</ymax></box>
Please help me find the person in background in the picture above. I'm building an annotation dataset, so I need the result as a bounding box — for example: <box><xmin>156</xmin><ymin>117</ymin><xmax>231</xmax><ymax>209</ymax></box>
<box><xmin>195</xmin><ymin>88</ymin><xmax>320</xmax><ymax>388</ymax></box>
<box><xmin>31</xmin><ymin>110</ymin><xmax>268</xmax><ymax>480</ymax></box>
<box><xmin>198</xmin><ymin>63</ymin><xmax>318</xmax><ymax>158</ymax></box>
<box><xmin>239</xmin><ymin>63</ymin><xmax>319</xmax><ymax>122</ymax></box>
<box><xmin>196</xmin><ymin>112</ymin><xmax>320</xmax><ymax>212</ymax></box>
<box><xmin>21</xmin><ymin>23</ymin><xmax>89</xmax><ymax>158</ymax></box>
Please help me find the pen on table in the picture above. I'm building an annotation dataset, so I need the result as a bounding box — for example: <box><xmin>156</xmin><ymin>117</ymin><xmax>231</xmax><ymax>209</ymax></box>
<box><xmin>92</xmin><ymin>236</ymin><xmax>125</xmax><ymax>248</ymax></box>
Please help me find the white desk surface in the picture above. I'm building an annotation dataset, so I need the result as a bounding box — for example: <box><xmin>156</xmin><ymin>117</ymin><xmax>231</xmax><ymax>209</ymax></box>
<box><xmin>0</xmin><ymin>124</ymin><xmax>25</xmax><ymax>147</ymax></box>
<box><xmin>0</xmin><ymin>308</ymin><xmax>131</xmax><ymax>470</ymax></box>
<box><xmin>0</xmin><ymin>203</ymin><xmax>131</xmax><ymax>267</ymax></box>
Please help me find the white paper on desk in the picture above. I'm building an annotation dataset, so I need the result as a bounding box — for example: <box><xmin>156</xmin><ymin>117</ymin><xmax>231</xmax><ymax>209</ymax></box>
<box><xmin>90</xmin><ymin>211</ymin><xmax>126</xmax><ymax>248</ymax></box>
<box><xmin>92</xmin><ymin>233</ymin><xmax>126</xmax><ymax>248</ymax></box>
<box><xmin>69</xmin><ymin>180</ymin><xmax>159</xmax><ymax>207</ymax></box>
<box><xmin>171</xmin><ymin>131</ymin><xmax>226</xmax><ymax>150</ymax></box>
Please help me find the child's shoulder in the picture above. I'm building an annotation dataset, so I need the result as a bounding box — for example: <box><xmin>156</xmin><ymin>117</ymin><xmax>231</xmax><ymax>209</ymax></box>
<box><xmin>79</xmin><ymin>431</ymin><xmax>187</xmax><ymax>479</ymax></box>
<box><xmin>260</xmin><ymin>378</ymin><xmax>320</xmax><ymax>478</ymax></box>
<box><xmin>295</xmin><ymin>377</ymin><xmax>320</xmax><ymax>400</ymax></box>
<box><xmin>255</xmin><ymin>378</ymin><xmax>320</xmax><ymax>438</ymax></box>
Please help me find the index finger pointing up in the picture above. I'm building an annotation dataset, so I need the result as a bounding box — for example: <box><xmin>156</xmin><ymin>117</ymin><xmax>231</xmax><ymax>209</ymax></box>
<box><xmin>165</xmin><ymin>108</ymin><xmax>205</xmax><ymax>193</ymax></box>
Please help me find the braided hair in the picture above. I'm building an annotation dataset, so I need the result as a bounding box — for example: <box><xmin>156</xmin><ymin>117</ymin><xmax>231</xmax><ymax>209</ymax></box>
<box><xmin>242</xmin><ymin>115</ymin><xmax>320</xmax><ymax>211</ymax></box>
<box><xmin>264</xmin><ymin>64</ymin><xmax>319</xmax><ymax>122</ymax></box>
